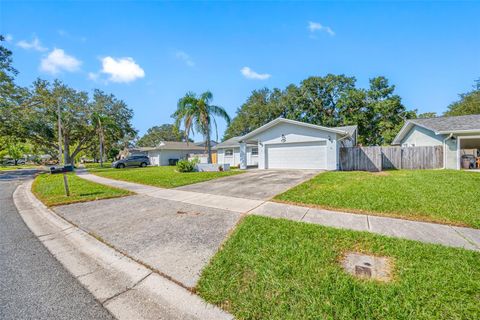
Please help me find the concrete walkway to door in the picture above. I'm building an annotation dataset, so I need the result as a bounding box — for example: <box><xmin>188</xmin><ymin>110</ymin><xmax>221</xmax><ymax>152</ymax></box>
<box><xmin>77</xmin><ymin>171</ymin><xmax>480</xmax><ymax>251</ymax></box>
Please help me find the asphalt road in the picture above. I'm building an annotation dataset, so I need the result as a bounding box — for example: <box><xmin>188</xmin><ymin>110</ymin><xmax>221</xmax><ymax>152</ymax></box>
<box><xmin>0</xmin><ymin>170</ymin><xmax>114</xmax><ymax>320</ymax></box>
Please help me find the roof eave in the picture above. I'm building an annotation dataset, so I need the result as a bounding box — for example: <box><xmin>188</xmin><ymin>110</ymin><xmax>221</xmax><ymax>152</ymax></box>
<box><xmin>216</xmin><ymin>142</ymin><xmax>257</xmax><ymax>148</ymax></box>
<box><xmin>240</xmin><ymin>118</ymin><xmax>348</xmax><ymax>141</ymax></box>
<box><xmin>391</xmin><ymin>121</ymin><xmax>414</xmax><ymax>145</ymax></box>
<box><xmin>436</xmin><ymin>129</ymin><xmax>480</xmax><ymax>135</ymax></box>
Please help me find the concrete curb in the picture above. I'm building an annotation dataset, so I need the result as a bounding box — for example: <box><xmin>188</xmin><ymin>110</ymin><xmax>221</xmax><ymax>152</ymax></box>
<box><xmin>13</xmin><ymin>180</ymin><xmax>233</xmax><ymax>320</ymax></box>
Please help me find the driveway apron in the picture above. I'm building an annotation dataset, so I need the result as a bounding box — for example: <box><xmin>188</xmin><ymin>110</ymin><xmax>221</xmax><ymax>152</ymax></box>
<box><xmin>53</xmin><ymin>195</ymin><xmax>241</xmax><ymax>288</ymax></box>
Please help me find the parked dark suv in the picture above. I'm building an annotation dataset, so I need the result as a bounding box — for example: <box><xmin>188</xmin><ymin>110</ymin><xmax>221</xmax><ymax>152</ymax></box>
<box><xmin>112</xmin><ymin>155</ymin><xmax>150</xmax><ymax>169</ymax></box>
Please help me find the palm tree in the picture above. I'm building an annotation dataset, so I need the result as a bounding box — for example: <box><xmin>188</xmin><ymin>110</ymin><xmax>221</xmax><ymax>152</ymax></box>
<box><xmin>172</xmin><ymin>91</ymin><xmax>230</xmax><ymax>164</ymax></box>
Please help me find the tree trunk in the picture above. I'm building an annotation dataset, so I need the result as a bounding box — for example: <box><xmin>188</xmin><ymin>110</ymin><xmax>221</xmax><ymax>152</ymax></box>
<box><xmin>206</xmin><ymin>130</ymin><xmax>212</xmax><ymax>164</ymax></box>
<box><xmin>99</xmin><ymin>130</ymin><xmax>104</xmax><ymax>168</ymax></box>
<box><xmin>63</xmin><ymin>136</ymin><xmax>71</xmax><ymax>165</ymax></box>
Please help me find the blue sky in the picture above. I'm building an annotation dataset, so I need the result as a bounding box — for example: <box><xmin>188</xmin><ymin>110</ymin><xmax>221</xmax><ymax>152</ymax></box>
<box><xmin>1</xmin><ymin>1</ymin><xmax>479</xmax><ymax>140</ymax></box>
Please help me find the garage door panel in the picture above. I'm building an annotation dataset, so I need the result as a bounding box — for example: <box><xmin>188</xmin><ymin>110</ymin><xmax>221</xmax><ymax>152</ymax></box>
<box><xmin>266</xmin><ymin>141</ymin><xmax>327</xmax><ymax>169</ymax></box>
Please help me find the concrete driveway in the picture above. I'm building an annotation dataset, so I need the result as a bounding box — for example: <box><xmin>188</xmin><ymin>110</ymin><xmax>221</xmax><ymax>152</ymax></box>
<box><xmin>176</xmin><ymin>169</ymin><xmax>320</xmax><ymax>200</ymax></box>
<box><xmin>54</xmin><ymin>195</ymin><xmax>241</xmax><ymax>289</ymax></box>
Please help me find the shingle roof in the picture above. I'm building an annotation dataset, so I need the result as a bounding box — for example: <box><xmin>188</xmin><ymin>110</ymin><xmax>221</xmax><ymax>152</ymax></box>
<box><xmin>333</xmin><ymin>125</ymin><xmax>358</xmax><ymax>136</ymax></box>
<box><xmin>215</xmin><ymin>136</ymin><xmax>257</xmax><ymax>149</ymax></box>
<box><xmin>215</xmin><ymin>136</ymin><xmax>241</xmax><ymax>148</ymax></box>
<box><xmin>131</xmin><ymin>141</ymin><xmax>205</xmax><ymax>152</ymax></box>
<box><xmin>392</xmin><ymin>114</ymin><xmax>480</xmax><ymax>145</ymax></box>
<box><xmin>194</xmin><ymin>140</ymin><xmax>218</xmax><ymax>147</ymax></box>
<box><xmin>410</xmin><ymin>114</ymin><xmax>480</xmax><ymax>132</ymax></box>
<box><xmin>240</xmin><ymin>118</ymin><xmax>351</xmax><ymax>140</ymax></box>
<box><xmin>216</xmin><ymin>122</ymin><xmax>358</xmax><ymax>149</ymax></box>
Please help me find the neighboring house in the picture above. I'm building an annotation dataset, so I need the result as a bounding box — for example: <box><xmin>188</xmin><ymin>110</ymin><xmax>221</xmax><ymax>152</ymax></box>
<box><xmin>392</xmin><ymin>114</ymin><xmax>480</xmax><ymax>169</ymax></box>
<box><xmin>215</xmin><ymin>137</ymin><xmax>259</xmax><ymax>167</ymax></box>
<box><xmin>129</xmin><ymin>141</ymin><xmax>206</xmax><ymax>166</ymax></box>
<box><xmin>217</xmin><ymin>118</ymin><xmax>357</xmax><ymax>170</ymax></box>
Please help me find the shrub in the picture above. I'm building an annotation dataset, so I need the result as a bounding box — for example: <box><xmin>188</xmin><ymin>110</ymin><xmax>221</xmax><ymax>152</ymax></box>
<box><xmin>176</xmin><ymin>158</ymin><xmax>200</xmax><ymax>173</ymax></box>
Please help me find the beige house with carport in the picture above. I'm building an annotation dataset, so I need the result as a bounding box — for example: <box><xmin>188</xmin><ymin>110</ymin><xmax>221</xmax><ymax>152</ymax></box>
<box><xmin>392</xmin><ymin>114</ymin><xmax>480</xmax><ymax>169</ymax></box>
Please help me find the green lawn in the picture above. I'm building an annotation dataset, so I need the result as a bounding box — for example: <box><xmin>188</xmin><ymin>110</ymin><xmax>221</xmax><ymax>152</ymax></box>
<box><xmin>0</xmin><ymin>165</ymin><xmax>44</xmax><ymax>171</ymax></box>
<box><xmin>88</xmin><ymin>165</ymin><xmax>244</xmax><ymax>188</ymax></box>
<box><xmin>275</xmin><ymin>170</ymin><xmax>480</xmax><ymax>228</ymax></box>
<box><xmin>32</xmin><ymin>173</ymin><xmax>131</xmax><ymax>206</ymax></box>
<box><xmin>197</xmin><ymin>216</ymin><xmax>480</xmax><ymax>320</ymax></box>
<box><xmin>83</xmin><ymin>162</ymin><xmax>112</xmax><ymax>169</ymax></box>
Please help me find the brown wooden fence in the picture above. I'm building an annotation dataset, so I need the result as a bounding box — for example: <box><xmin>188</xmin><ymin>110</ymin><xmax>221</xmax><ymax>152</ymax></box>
<box><xmin>339</xmin><ymin>145</ymin><xmax>443</xmax><ymax>171</ymax></box>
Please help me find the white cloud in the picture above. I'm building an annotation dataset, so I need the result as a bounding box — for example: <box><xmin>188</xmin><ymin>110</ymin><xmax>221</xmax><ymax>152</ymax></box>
<box><xmin>100</xmin><ymin>56</ymin><xmax>145</xmax><ymax>83</ymax></box>
<box><xmin>17</xmin><ymin>36</ymin><xmax>48</xmax><ymax>51</ymax></box>
<box><xmin>58</xmin><ymin>30</ymin><xmax>87</xmax><ymax>43</ymax></box>
<box><xmin>40</xmin><ymin>48</ymin><xmax>81</xmax><ymax>74</ymax></box>
<box><xmin>240</xmin><ymin>67</ymin><xmax>271</xmax><ymax>80</ymax></box>
<box><xmin>5</xmin><ymin>34</ymin><xmax>13</xmax><ymax>42</ymax></box>
<box><xmin>175</xmin><ymin>50</ymin><xmax>195</xmax><ymax>67</ymax></box>
<box><xmin>308</xmin><ymin>21</ymin><xmax>335</xmax><ymax>36</ymax></box>
<box><xmin>88</xmin><ymin>72</ymin><xmax>99</xmax><ymax>81</ymax></box>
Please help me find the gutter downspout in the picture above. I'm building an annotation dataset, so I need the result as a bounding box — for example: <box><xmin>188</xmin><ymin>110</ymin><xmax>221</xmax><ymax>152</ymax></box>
<box><xmin>443</xmin><ymin>133</ymin><xmax>453</xmax><ymax>169</ymax></box>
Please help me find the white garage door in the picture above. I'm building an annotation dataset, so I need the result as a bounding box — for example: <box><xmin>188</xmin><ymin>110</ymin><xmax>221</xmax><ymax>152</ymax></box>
<box><xmin>265</xmin><ymin>141</ymin><xmax>327</xmax><ymax>169</ymax></box>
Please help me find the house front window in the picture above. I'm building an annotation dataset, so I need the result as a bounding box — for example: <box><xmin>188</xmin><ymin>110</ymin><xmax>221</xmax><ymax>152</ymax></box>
<box><xmin>225</xmin><ymin>149</ymin><xmax>233</xmax><ymax>156</ymax></box>
<box><xmin>251</xmin><ymin>147</ymin><xmax>258</xmax><ymax>156</ymax></box>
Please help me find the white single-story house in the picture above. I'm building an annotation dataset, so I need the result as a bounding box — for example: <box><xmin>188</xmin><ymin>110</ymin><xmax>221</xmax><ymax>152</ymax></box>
<box><xmin>129</xmin><ymin>141</ymin><xmax>206</xmax><ymax>166</ymax></box>
<box><xmin>215</xmin><ymin>137</ymin><xmax>259</xmax><ymax>167</ymax></box>
<box><xmin>392</xmin><ymin>114</ymin><xmax>480</xmax><ymax>169</ymax></box>
<box><xmin>217</xmin><ymin>118</ymin><xmax>357</xmax><ymax>170</ymax></box>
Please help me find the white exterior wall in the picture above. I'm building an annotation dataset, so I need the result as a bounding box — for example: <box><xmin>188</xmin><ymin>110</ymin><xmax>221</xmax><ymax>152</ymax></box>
<box><xmin>147</xmin><ymin>149</ymin><xmax>204</xmax><ymax>166</ymax></box>
<box><xmin>246</xmin><ymin>146</ymin><xmax>259</xmax><ymax>166</ymax></box>
<box><xmin>251</xmin><ymin>122</ymin><xmax>339</xmax><ymax>170</ymax></box>
<box><xmin>217</xmin><ymin>147</ymin><xmax>240</xmax><ymax>166</ymax></box>
<box><xmin>401</xmin><ymin>125</ymin><xmax>445</xmax><ymax>147</ymax></box>
<box><xmin>445</xmin><ymin>138</ymin><xmax>458</xmax><ymax>169</ymax></box>
<box><xmin>147</xmin><ymin>150</ymin><xmax>161</xmax><ymax>166</ymax></box>
<box><xmin>217</xmin><ymin>147</ymin><xmax>257</xmax><ymax>167</ymax></box>
<box><xmin>399</xmin><ymin>125</ymin><xmax>476</xmax><ymax>170</ymax></box>
<box><xmin>188</xmin><ymin>154</ymin><xmax>209</xmax><ymax>164</ymax></box>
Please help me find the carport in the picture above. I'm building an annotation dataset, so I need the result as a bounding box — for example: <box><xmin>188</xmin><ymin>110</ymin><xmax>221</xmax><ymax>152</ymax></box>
<box><xmin>458</xmin><ymin>135</ymin><xmax>480</xmax><ymax>170</ymax></box>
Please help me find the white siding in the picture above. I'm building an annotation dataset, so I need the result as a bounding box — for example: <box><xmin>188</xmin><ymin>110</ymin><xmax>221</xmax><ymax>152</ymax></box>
<box><xmin>250</xmin><ymin>122</ymin><xmax>339</xmax><ymax>170</ymax></box>
<box><xmin>401</xmin><ymin>125</ymin><xmax>444</xmax><ymax>147</ymax></box>
<box><xmin>246</xmin><ymin>146</ymin><xmax>259</xmax><ymax>166</ymax></box>
<box><xmin>399</xmin><ymin>125</ymin><xmax>469</xmax><ymax>170</ymax></box>
<box><xmin>217</xmin><ymin>147</ymin><xmax>257</xmax><ymax>167</ymax></box>
<box><xmin>147</xmin><ymin>149</ymin><xmax>204</xmax><ymax>166</ymax></box>
<box><xmin>445</xmin><ymin>138</ymin><xmax>458</xmax><ymax>169</ymax></box>
<box><xmin>217</xmin><ymin>147</ymin><xmax>240</xmax><ymax>166</ymax></box>
<box><xmin>147</xmin><ymin>151</ymin><xmax>160</xmax><ymax>166</ymax></box>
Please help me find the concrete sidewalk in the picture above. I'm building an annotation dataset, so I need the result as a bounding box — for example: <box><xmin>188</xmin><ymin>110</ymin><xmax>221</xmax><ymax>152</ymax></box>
<box><xmin>251</xmin><ymin>202</ymin><xmax>480</xmax><ymax>251</ymax></box>
<box><xmin>78</xmin><ymin>172</ymin><xmax>480</xmax><ymax>251</ymax></box>
<box><xmin>78</xmin><ymin>172</ymin><xmax>264</xmax><ymax>213</ymax></box>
